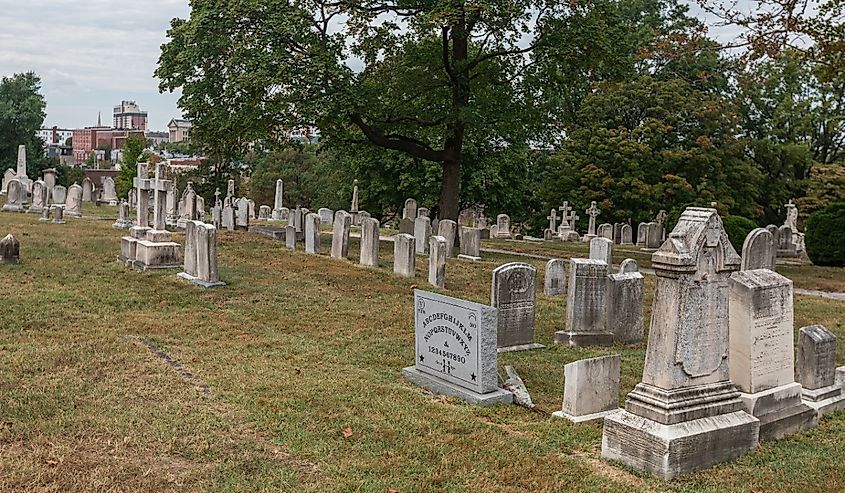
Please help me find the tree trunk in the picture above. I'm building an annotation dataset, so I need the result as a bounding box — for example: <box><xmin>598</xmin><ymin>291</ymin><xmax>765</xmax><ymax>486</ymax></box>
<box><xmin>439</xmin><ymin>156</ymin><xmax>461</xmax><ymax>221</ymax></box>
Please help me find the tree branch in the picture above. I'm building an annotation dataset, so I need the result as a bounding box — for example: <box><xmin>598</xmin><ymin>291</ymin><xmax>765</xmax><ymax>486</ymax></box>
<box><xmin>349</xmin><ymin>113</ymin><xmax>446</xmax><ymax>162</ymax></box>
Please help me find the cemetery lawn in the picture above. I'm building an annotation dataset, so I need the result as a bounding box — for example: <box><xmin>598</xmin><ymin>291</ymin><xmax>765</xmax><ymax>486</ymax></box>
<box><xmin>2</xmin><ymin>205</ymin><xmax>844</xmax><ymax>493</ymax></box>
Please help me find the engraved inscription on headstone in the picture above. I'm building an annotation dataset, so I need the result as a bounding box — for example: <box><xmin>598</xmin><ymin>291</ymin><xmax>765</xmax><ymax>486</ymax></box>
<box><xmin>402</xmin><ymin>290</ymin><xmax>511</xmax><ymax>406</ymax></box>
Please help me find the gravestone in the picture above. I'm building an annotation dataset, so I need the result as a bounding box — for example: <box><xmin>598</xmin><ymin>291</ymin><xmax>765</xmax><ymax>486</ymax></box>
<box><xmin>113</xmin><ymin>200</ymin><xmax>133</xmax><ymax>229</ymax></box>
<box><xmin>305</xmin><ymin>213</ymin><xmax>321</xmax><ymax>254</ymax></box>
<box><xmin>318</xmin><ymin>208</ymin><xmax>333</xmax><ymax>225</ymax></box>
<box><xmin>0</xmin><ymin>234</ymin><xmax>20</xmax><ymax>264</ymax></box>
<box><xmin>42</xmin><ymin>168</ymin><xmax>57</xmax><ymax>191</ymax></box>
<box><xmin>178</xmin><ymin>220</ymin><xmax>225</xmax><ymax>288</ymax></box>
<box><xmin>495</xmin><ymin>214</ymin><xmax>511</xmax><ymax>238</ymax></box>
<box><xmin>777</xmin><ymin>224</ymin><xmax>798</xmax><ymax>257</ymax></box>
<box><xmin>645</xmin><ymin>222</ymin><xmax>664</xmax><ymax>249</ymax></box>
<box><xmin>547</xmin><ymin>209</ymin><xmax>559</xmax><ymax>238</ymax></box>
<box><xmin>612</xmin><ymin>223</ymin><xmax>624</xmax><ymax>244</ymax></box>
<box><xmin>393</xmin><ymin>233</ymin><xmax>416</xmax><ymax>278</ymax></box>
<box><xmin>1</xmin><ymin>180</ymin><xmax>24</xmax><ymax>212</ymax></box>
<box><xmin>620</xmin><ymin>224</ymin><xmax>633</xmax><ymax>245</ymax></box>
<box><xmin>458</xmin><ymin>227</ymin><xmax>482</xmax><ymax>261</ymax></box>
<box><xmin>178</xmin><ymin>184</ymin><xmax>198</xmax><ymax>228</ymax></box>
<box><xmin>28</xmin><ymin>180</ymin><xmax>47</xmax><ymax>214</ymax></box>
<box><xmin>248</xmin><ymin>199</ymin><xmax>256</xmax><ymax>219</ymax></box>
<box><xmin>359</xmin><ymin>217</ymin><xmax>380</xmax><ymax>267</ymax></box>
<box><xmin>402</xmin><ymin>290</ymin><xmax>512</xmax><ymax>406</ymax></box>
<box><xmin>127</xmin><ymin>164</ymin><xmax>182</xmax><ymax>271</ymax></box>
<box><xmin>52</xmin><ymin>205</ymin><xmax>66</xmax><ymax>224</ymax></box>
<box><xmin>330</xmin><ymin>210</ymin><xmax>352</xmax><ymax>259</ymax></box>
<box><xmin>598</xmin><ymin>223</ymin><xmax>613</xmax><ymax>240</ymax></box>
<box><xmin>544</xmin><ymin>259</ymin><xmax>566</xmax><ymax>296</ymax></box>
<box><xmin>491</xmin><ymin>263</ymin><xmax>543</xmax><ymax>352</ymax></box>
<box><xmin>428</xmin><ymin>236</ymin><xmax>447</xmax><ymax>288</ymax></box>
<box><xmin>39</xmin><ymin>207</ymin><xmax>50</xmax><ymax>222</ymax></box>
<box><xmin>52</xmin><ymin>185</ymin><xmax>67</xmax><ymax>205</ymax></box>
<box><xmin>555</xmin><ymin>259</ymin><xmax>611</xmax><ymax>346</ymax></box>
<box><xmin>608</xmin><ymin>263</ymin><xmax>644</xmax><ymax>344</ymax></box>
<box><xmin>636</xmin><ymin>223</ymin><xmax>647</xmax><ymax>246</ymax></box>
<box><xmin>414</xmin><ymin>216</ymin><xmax>432</xmax><ymax>255</ymax></box>
<box><xmin>13</xmin><ymin>145</ymin><xmax>31</xmax><ymax>192</ymax></box>
<box><xmin>403</xmin><ymin>198</ymin><xmax>418</xmax><ymax>220</ymax></box>
<box><xmin>437</xmin><ymin>219</ymin><xmax>458</xmax><ymax>258</ymax></box>
<box><xmin>584</xmin><ymin>201</ymin><xmax>600</xmax><ymax>240</ymax></box>
<box><xmin>589</xmin><ymin>237</ymin><xmax>613</xmax><ymax>267</ymax></box>
<box><xmin>741</xmin><ymin>228</ymin><xmax>777</xmax><ymax>271</ymax></box>
<box><xmin>399</xmin><ymin>217</ymin><xmax>415</xmax><ymax>235</ymax></box>
<box><xmin>1</xmin><ymin>169</ymin><xmax>14</xmax><ymax>194</ymax></box>
<box><xmin>797</xmin><ymin>325</ymin><xmax>845</xmax><ymax>417</ymax></box>
<box><xmin>272</xmin><ymin>179</ymin><xmax>285</xmax><ymax>219</ymax></box>
<box><xmin>65</xmin><ymin>184</ymin><xmax>83</xmax><ymax>217</ymax></box>
<box><xmin>729</xmin><ymin>269</ymin><xmax>815</xmax><ymax>440</ymax></box>
<box><xmin>488</xmin><ymin>224</ymin><xmax>498</xmax><ymax>238</ymax></box>
<box><xmin>101</xmin><ymin>177</ymin><xmax>118</xmax><ymax>205</ymax></box>
<box><xmin>285</xmin><ymin>225</ymin><xmax>296</xmax><ymax>249</ymax></box>
<box><xmin>82</xmin><ymin>178</ymin><xmax>94</xmax><ymax>202</ymax></box>
<box><xmin>166</xmin><ymin>182</ymin><xmax>178</xmax><ymax>226</ymax></box>
<box><xmin>418</xmin><ymin>207</ymin><xmax>430</xmax><ymax>218</ymax></box>
<box><xmin>552</xmin><ymin>355</ymin><xmax>621</xmax><ymax>423</ymax></box>
<box><xmin>292</xmin><ymin>206</ymin><xmax>303</xmax><ymax>232</ymax></box>
<box><xmin>222</xmin><ymin>203</ymin><xmax>235</xmax><ymax>231</ymax></box>
<box><xmin>602</xmin><ymin>207</ymin><xmax>759</xmax><ymax>481</ymax></box>
<box><xmin>236</xmin><ymin>198</ymin><xmax>250</xmax><ymax>230</ymax></box>
<box><xmin>258</xmin><ymin>205</ymin><xmax>271</xmax><ymax>220</ymax></box>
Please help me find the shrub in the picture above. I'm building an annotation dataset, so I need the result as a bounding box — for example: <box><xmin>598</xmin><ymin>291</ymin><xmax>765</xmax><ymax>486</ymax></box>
<box><xmin>722</xmin><ymin>215</ymin><xmax>758</xmax><ymax>253</ymax></box>
<box><xmin>805</xmin><ymin>203</ymin><xmax>845</xmax><ymax>267</ymax></box>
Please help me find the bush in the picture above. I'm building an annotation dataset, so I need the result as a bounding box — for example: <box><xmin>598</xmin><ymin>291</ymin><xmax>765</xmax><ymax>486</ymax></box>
<box><xmin>722</xmin><ymin>215</ymin><xmax>758</xmax><ymax>253</ymax></box>
<box><xmin>805</xmin><ymin>203</ymin><xmax>845</xmax><ymax>267</ymax></box>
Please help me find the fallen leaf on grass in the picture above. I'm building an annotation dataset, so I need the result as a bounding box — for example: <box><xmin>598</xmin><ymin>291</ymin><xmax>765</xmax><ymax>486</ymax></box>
<box><xmin>45</xmin><ymin>458</ymin><xmax>59</xmax><ymax>466</ymax></box>
<box><xmin>342</xmin><ymin>427</ymin><xmax>353</xmax><ymax>438</ymax></box>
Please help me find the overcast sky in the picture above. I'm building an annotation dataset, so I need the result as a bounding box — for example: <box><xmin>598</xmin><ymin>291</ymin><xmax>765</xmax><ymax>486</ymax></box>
<box><xmin>0</xmin><ymin>1</ymin><xmax>739</xmax><ymax>132</ymax></box>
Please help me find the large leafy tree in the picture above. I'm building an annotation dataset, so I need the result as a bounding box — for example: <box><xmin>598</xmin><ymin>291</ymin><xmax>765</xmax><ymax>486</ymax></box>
<box><xmin>156</xmin><ymin>0</ymin><xmax>626</xmax><ymax>220</ymax></box>
<box><xmin>0</xmin><ymin>72</ymin><xmax>47</xmax><ymax>173</ymax></box>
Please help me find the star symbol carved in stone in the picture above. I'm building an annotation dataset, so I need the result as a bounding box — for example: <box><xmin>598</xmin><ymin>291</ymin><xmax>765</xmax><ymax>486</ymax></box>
<box><xmin>419</xmin><ymin>355</ymin><xmax>424</xmax><ymax>362</ymax></box>
<box><xmin>471</xmin><ymin>373</ymin><xmax>477</xmax><ymax>381</ymax></box>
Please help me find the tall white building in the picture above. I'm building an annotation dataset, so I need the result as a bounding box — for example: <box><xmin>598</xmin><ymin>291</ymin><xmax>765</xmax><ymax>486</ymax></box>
<box><xmin>113</xmin><ymin>100</ymin><xmax>148</xmax><ymax>131</ymax></box>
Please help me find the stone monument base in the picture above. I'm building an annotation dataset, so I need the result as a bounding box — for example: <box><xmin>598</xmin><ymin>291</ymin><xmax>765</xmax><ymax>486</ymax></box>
<box><xmin>65</xmin><ymin>210</ymin><xmax>82</xmax><ymax>218</ymax></box>
<box><xmin>134</xmin><ymin>240</ymin><xmax>181</xmax><ymax>271</ymax></box>
<box><xmin>402</xmin><ymin>367</ymin><xmax>513</xmax><ymax>406</ymax></box>
<box><xmin>26</xmin><ymin>206</ymin><xmax>43</xmax><ymax>214</ymax></box>
<box><xmin>552</xmin><ymin>408</ymin><xmax>619</xmax><ymax>424</ymax></box>
<box><xmin>601</xmin><ymin>410</ymin><xmax>760</xmax><ymax>481</ymax></box>
<box><xmin>554</xmin><ymin>331</ymin><xmax>614</xmax><ymax>347</ymax></box>
<box><xmin>1</xmin><ymin>204</ymin><xmax>24</xmax><ymax>213</ymax></box>
<box><xmin>118</xmin><ymin>237</ymin><xmax>138</xmax><ymax>266</ymax></box>
<box><xmin>497</xmin><ymin>343</ymin><xmax>546</xmax><ymax>353</ymax></box>
<box><xmin>739</xmin><ymin>383</ymin><xmax>816</xmax><ymax>441</ymax></box>
<box><xmin>457</xmin><ymin>254</ymin><xmax>481</xmax><ymax>262</ymax></box>
<box><xmin>177</xmin><ymin>272</ymin><xmax>226</xmax><ymax>289</ymax></box>
<box><xmin>802</xmin><ymin>385</ymin><xmax>845</xmax><ymax>418</ymax></box>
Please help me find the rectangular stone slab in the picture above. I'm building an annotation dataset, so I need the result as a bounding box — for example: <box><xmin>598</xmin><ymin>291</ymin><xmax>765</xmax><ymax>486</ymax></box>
<box><xmin>410</xmin><ymin>290</ymin><xmax>500</xmax><ymax>395</ymax></box>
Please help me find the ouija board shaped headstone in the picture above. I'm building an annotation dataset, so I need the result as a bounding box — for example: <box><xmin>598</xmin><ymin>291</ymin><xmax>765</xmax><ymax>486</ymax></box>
<box><xmin>402</xmin><ymin>290</ymin><xmax>512</xmax><ymax>406</ymax></box>
<box><xmin>491</xmin><ymin>263</ymin><xmax>543</xmax><ymax>352</ymax></box>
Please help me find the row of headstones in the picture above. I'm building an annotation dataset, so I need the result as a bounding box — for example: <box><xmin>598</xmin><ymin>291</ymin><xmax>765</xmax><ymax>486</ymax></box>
<box><xmin>2</xmin><ymin>178</ymin><xmax>82</xmax><ymax>218</ymax></box>
<box><xmin>402</xmin><ymin>208</ymin><xmax>843</xmax><ymax>481</ymax></box>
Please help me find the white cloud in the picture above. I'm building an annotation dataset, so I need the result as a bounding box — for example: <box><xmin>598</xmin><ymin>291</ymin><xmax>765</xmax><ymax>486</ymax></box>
<box><xmin>0</xmin><ymin>0</ymin><xmax>190</xmax><ymax>130</ymax></box>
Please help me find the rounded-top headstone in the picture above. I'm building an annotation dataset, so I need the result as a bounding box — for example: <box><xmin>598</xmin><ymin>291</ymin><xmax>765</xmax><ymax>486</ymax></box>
<box><xmin>619</xmin><ymin>259</ymin><xmax>638</xmax><ymax>274</ymax></box>
<box><xmin>741</xmin><ymin>228</ymin><xmax>776</xmax><ymax>271</ymax></box>
<box><xmin>0</xmin><ymin>234</ymin><xmax>20</xmax><ymax>264</ymax></box>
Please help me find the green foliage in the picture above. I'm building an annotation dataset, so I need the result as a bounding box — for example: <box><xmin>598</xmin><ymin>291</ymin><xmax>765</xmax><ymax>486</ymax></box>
<box><xmin>538</xmin><ymin>75</ymin><xmax>762</xmax><ymax>230</ymax></box>
<box><xmin>805</xmin><ymin>203</ymin><xmax>845</xmax><ymax>267</ymax></box>
<box><xmin>116</xmin><ymin>135</ymin><xmax>146</xmax><ymax>197</ymax></box>
<box><xmin>0</xmin><ymin>72</ymin><xmax>47</xmax><ymax>175</ymax></box>
<box><xmin>722</xmin><ymin>215</ymin><xmax>759</xmax><ymax>253</ymax></box>
<box><xmin>798</xmin><ymin>164</ymin><xmax>845</xmax><ymax>218</ymax></box>
<box><xmin>248</xmin><ymin>144</ymin><xmax>353</xmax><ymax>211</ymax></box>
<box><xmin>51</xmin><ymin>163</ymin><xmax>85</xmax><ymax>189</ymax></box>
